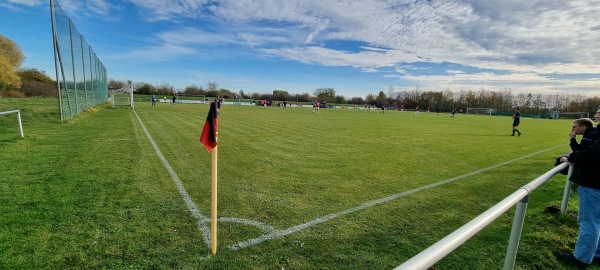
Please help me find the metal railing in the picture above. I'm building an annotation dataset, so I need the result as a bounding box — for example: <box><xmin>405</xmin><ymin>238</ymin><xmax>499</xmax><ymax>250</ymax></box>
<box><xmin>0</xmin><ymin>110</ymin><xmax>24</xmax><ymax>138</ymax></box>
<box><xmin>394</xmin><ymin>162</ymin><xmax>571</xmax><ymax>270</ymax></box>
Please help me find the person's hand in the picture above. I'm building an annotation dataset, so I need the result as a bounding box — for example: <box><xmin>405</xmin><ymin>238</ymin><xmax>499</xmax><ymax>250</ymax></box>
<box><xmin>569</xmin><ymin>130</ymin><xmax>577</xmax><ymax>138</ymax></box>
<box><xmin>560</xmin><ymin>156</ymin><xmax>569</xmax><ymax>163</ymax></box>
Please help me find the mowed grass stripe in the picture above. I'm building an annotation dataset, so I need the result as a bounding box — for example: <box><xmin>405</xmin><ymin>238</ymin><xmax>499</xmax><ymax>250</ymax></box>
<box><xmin>1</xmin><ymin>100</ymin><xmax>209</xmax><ymax>268</ymax></box>
<box><xmin>133</xmin><ymin>102</ymin><xmax>570</xmax><ymax>228</ymax></box>
<box><xmin>1</xmin><ymin>98</ymin><xmax>582</xmax><ymax>269</ymax></box>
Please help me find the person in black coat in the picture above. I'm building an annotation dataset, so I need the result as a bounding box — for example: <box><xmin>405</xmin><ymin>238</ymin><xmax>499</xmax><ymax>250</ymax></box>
<box><xmin>554</xmin><ymin>112</ymin><xmax>600</xmax><ymax>269</ymax></box>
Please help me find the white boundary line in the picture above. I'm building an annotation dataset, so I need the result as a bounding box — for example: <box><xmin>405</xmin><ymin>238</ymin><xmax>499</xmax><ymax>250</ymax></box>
<box><xmin>134</xmin><ymin>110</ymin><xmax>565</xmax><ymax>252</ymax></box>
<box><xmin>133</xmin><ymin>111</ymin><xmax>212</xmax><ymax>245</ymax></box>
<box><xmin>228</xmin><ymin>144</ymin><xmax>566</xmax><ymax>250</ymax></box>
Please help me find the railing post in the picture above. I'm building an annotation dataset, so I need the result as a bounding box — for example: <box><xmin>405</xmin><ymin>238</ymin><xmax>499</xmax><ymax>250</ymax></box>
<box><xmin>393</xmin><ymin>164</ymin><xmax>567</xmax><ymax>270</ymax></box>
<box><xmin>503</xmin><ymin>195</ymin><xmax>529</xmax><ymax>270</ymax></box>
<box><xmin>503</xmin><ymin>194</ymin><xmax>529</xmax><ymax>270</ymax></box>
<box><xmin>16</xmin><ymin>110</ymin><xmax>24</xmax><ymax>138</ymax></box>
<box><xmin>560</xmin><ymin>165</ymin><xmax>574</xmax><ymax>213</ymax></box>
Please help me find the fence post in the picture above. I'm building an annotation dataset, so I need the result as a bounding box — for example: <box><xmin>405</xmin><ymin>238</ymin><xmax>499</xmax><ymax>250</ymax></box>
<box><xmin>560</xmin><ymin>165</ymin><xmax>574</xmax><ymax>213</ymax></box>
<box><xmin>69</xmin><ymin>19</ymin><xmax>79</xmax><ymax>114</ymax></box>
<box><xmin>503</xmin><ymin>194</ymin><xmax>529</xmax><ymax>270</ymax></box>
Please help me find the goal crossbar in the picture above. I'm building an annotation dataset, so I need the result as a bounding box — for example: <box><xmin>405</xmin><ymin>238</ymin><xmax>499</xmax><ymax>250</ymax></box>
<box><xmin>551</xmin><ymin>111</ymin><xmax>589</xmax><ymax>119</ymax></box>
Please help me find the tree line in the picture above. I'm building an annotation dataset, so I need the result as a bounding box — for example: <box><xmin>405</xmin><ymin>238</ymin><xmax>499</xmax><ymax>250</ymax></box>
<box><xmin>378</xmin><ymin>88</ymin><xmax>600</xmax><ymax>116</ymax></box>
<box><xmin>119</xmin><ymin>76</ymin><xmax>599</xmax><ymax>115</ymax></box>
<box><xmin>2</xmin><ymin>33</ymin><xmax>598</xmax><ymax>115</ymax></box>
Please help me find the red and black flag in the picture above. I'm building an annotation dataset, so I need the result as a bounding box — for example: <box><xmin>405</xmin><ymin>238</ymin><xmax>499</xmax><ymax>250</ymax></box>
<box><xmin>200</xmin><ymin>101</ymin><xmax>218</xmax><ymax>152</ymax></box>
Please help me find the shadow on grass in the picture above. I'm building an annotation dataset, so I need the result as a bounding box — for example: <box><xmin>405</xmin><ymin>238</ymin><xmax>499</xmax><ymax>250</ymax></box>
<box><xmin>544</xmin><ymin>205</ymin><xmax>578</xmax><ymax>218</ymax></box>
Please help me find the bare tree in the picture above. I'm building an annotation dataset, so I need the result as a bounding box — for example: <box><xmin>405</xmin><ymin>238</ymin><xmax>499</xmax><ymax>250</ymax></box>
<box><xmin>314</xmin><ymin>87</ymin><xmax>336</xmax><ymax>102</ymax></box>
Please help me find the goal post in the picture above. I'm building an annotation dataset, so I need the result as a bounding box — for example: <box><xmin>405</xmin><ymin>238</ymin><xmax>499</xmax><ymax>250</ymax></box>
<box><xmin>0</xmin><ymin>110</ymin><xmax>24</xmax><ymax>138</ymax></box>
<box><xmin>466</xmin><ymin>108</ymin><xmax>494</xmax><ymax>115</ymax></box>
<box><xmin>551</xmin><ymin>111</ymin><xmax>590</xmax><ymax>119</ymax></box>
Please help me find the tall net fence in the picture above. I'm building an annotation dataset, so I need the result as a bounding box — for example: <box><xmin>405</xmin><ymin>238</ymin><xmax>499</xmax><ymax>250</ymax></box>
<box><xmin>50</xmin><ymin>0</ymin><xmax>108</xmax><ymax>121</ymax></box>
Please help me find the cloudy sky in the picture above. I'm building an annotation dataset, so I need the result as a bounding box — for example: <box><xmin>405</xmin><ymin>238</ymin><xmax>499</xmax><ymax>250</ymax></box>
<box><xmin>1</xmin><ymin>0</ymin><xmax>600</xmax><ymax>98</ymax></box>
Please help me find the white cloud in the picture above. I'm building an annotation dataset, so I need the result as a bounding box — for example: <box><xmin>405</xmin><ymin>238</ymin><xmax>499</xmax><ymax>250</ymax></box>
<box><xmin>87</xmin><ymin>0</ymin><xmax>112</xmax><ymax>15</ymax></box>
<box><xmin>111</xmin><ymin>44</ymin><xmax>197</xmax><ymax>61</ymax></box>
<box><xmin>109</xmin><ymin>0</ymin><xmax>600</xmax><ymax>72</ymax></box>
<box><xmin>400</xmin><ymin>71</ymin><xmax>600</xmax><ymax>96</ymax></box>
<box><xmin>104</xmin><ymin>27</ymin><xmax>242</xmax><ymax>61</ymax></box>
<box><xmin>126</xmin><ymin>0</ymin><xmax>210</xmax><ymax>21</ymax></box>
<box><xmin>6</xmin><ymin>0</ymin><xmax>42</xmax><ymax>6</ymax></box>
<box><xmin>46</xmin><ymin>0</ymin><xmax>115</xmax><ymax>17</ymax></box>
<box><xmin>1</xmin><ymin>0</ymin><xmax>44</xmax><ymax>11</ymax></box>
<box><xmin>156</xmin><ymin>27</ymin><xmax>238</xmax><ymax>46</ymax></box>
<box><xmin>260</xmin><ymin>46</ymin><xmax>412</xmax><ymax>68</ymax></box>
<box><xmin>17</xmin><ymin>0</ymin><xmax>599</xmax><ymax>95</ymax></box>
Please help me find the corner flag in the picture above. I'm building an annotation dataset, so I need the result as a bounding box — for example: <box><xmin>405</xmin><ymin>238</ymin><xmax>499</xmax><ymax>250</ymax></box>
<box><xmin>200</xmin><ymin>102</ymin><xmax>218</xmax><ymax>152</ymax></box>
<box><xmin>199</xmin><ymin>101</ymin><xmax>220</xmax><ymax>255</ymax></box>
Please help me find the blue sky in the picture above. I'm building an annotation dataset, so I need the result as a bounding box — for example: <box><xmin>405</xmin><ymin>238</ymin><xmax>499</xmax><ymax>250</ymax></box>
<box><xmin>1</xmin><ymin>0</ymin><xmax>600</xmax><ymax>99</ymax></box>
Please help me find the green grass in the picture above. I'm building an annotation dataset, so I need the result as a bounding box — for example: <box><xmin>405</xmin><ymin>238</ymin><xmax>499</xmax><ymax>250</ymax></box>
<box><xmin>0</xmin><ymin>97</ymin><xmax>590</xmax><ymax>269</ymax></box>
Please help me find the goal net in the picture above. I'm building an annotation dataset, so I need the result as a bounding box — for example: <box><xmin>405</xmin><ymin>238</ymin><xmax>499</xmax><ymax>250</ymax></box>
<box><xmin>177</xmin><ymin>95</ymin><xmax>255</xmax><ymax>105</ymax></box>
<box><xmin>109</xmin><ymin>85</ymin><xmax>133</xmax><ymax>108</ymax></box>
<box><xmin>466</xmin><ymin>108</ymin><xmax>494</xmax><ymax>115</ymax></box>
<box><xmin>177</xmin><ymin>94</ymin><xmax>207</xmax><ymax>104</ymax></box>
<box><xmin>232</xmin><ymin>98</ymin><xmax>255</xmax><ymax>106</ymax></box>
<box><xmin>551</xmin><ymin>111</ymin><xmax>590</xmax><ymax>119</ymax></box>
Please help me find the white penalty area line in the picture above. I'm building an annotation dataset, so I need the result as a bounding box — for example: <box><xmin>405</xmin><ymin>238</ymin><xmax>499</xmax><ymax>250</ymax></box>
<box><xmin>228</xmin><ymin>144</ymin><xmax>566</xmax><ymax>251</ymax></box>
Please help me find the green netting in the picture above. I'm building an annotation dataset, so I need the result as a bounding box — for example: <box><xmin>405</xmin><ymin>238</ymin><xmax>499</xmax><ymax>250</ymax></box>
<box><xmin>51</xmin><ymin>0</ymin><xmax>108</xmax><ymax>121</ymax></box>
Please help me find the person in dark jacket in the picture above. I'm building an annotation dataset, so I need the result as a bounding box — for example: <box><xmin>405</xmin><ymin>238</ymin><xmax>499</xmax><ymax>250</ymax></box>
<box><xmin>554</xmin><ymin>110</ymin><xmax>600</xmax><ymax>269</ymax></box>
<box><xmin>555</xmin><ymin>118</ymin><xmax>598</xmax><ymax>175</ymax></box>
<box><xmin>570</xmin><ymin>118</ymin><xmax>596</xmax><ymax>151</ymax></box>
<box><xmin>511</xmin><ymin>108</ymin><xmax>522</xmax><ymax>136</ymax></box>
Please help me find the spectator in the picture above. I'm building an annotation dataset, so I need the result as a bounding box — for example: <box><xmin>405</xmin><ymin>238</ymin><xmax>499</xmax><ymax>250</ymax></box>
<box><xmin>554</xmin><ymin>109</ymin><xmax>600</xmax><ymax>269</ymax></box>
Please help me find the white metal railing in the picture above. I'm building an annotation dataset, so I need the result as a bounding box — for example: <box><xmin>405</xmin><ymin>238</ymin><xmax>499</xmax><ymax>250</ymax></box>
<box><xmin>0</xmin><ymin>109</ymin><xmax>24</xmax><ymax>138</ymax></box>
<box><xmin>560</xmin><ymin>165</ymin><xmax>574</xmax><ymax>213</ymax></box>
<box><xmin>394</xmin><ymin>162</ymin><xmax>570</xmax><ymax>270</ymax></box>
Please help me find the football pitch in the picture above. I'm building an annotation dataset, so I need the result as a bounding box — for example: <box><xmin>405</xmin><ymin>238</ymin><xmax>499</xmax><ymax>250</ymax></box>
<box><xmin>0</xmin><ymin>97</ymin><xmax>587</xmax><ymax>269</ymax></box>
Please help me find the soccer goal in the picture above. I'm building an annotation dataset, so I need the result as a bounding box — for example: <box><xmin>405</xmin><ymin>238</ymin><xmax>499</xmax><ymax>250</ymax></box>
<box><xmin>177</xmin><ymin>94</ymin><xmax>207</xmax><ymax>104</ymax></box>
<box><xmin>109</xmin><ymin>85</ymin><xmax>133</xmax><ymax>109</ymax></box>
<box><xmin>232</xmin><ymin>98</ymin><xmax>255</xmax><ymax>106</ymax></box>
<box><xmin>551</xmin><ymin>111</ymin><xmax>590</xmax><ymax>119</ymax></box>
<box><xmin>466</xmin><ymin>108</ymin><xmax>494</xmax><ymax>115</ymax></box>
<box><xmin>0</xmin><ymin>110</ymin><xmax>24</xmax><ymax>138</ymax></box>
